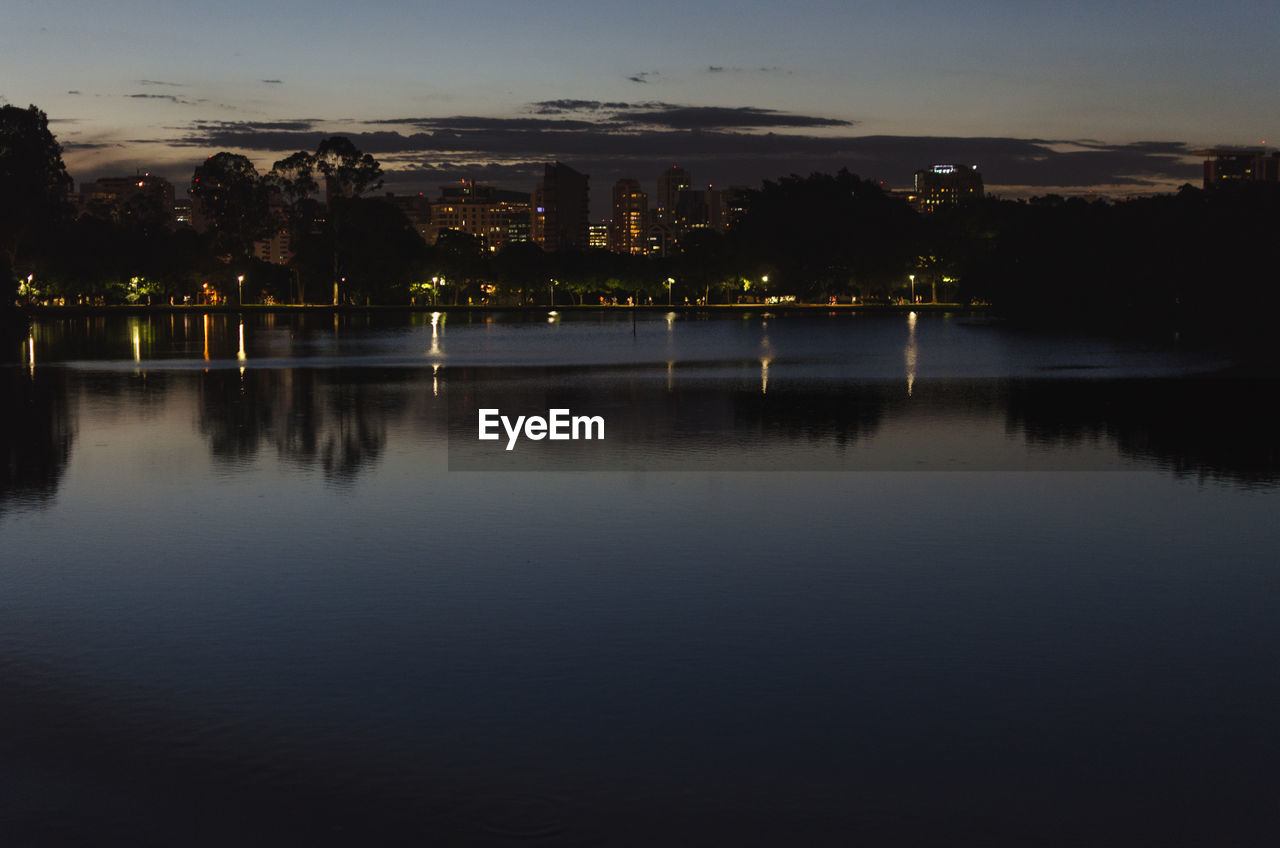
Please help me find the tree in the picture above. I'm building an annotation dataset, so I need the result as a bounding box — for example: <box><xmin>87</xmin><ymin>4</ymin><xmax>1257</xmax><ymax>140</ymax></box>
<box><xmin>277</xmin><ymin>137</ymin><xmax>384</xmax><ymax>303</ymax></box>
<box><xmin>266</xmin><ymin>151</ymin><xmax>322</xmax><ymax>303</ymax></box>
<box><xmin>314</xmin><ymin>137</ymin><xmax>383</xmax><ymax>199</ymax></box>
<box><xmin>0</xmin><ymin>105</ymin><xmax>73</xmax><ymax>303</ymax></box>
<box><xmin>190</xmin><ymin>153</ymin><xmax>270</xmax><ymax>263</ymax></box>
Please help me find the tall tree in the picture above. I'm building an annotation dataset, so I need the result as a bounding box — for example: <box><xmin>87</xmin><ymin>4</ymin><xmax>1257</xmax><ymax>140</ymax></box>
<box><xmin>266</xmin><ymin>150</ymin><xmax>322</xmax><ymax>303</ymax></box>
<box><xmin>0</xmin><ymin>104</ymin><xmax>73</xmax><ymax>303</ymax></box>
<box><xmin>314</xmin><ymin>137</ymin><xmax>383</xmax><ymax>200</ymax></box>
<box><xmin>311</xmin><ymin>137</ymin><xmax>383</xmax><ymax>303</ymax></box>
<box><xmin>190</xmin><ymin>153</ymin><xmax>270</xmax><ymax>263</ymax></box>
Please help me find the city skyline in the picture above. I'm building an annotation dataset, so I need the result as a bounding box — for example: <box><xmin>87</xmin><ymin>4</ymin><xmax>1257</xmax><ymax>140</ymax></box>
<box><xmin>3</xmin><ymin>0</ymin><xmax>1277</xmax><ymax>209</ymax></box>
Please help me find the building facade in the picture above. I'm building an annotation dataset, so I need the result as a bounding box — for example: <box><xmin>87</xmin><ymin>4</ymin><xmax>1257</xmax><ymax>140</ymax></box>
<box><xmin>912</xmin><ymin>165</ymin><xmax>984</xmax><ymax>212</ymax></box>
<box><xmin>609</xmin><ymin>179</ymin><xmax>649</xmax><ymax>254</ymax></box>
<box><xmin>1197</xmin><ymin>149</ymin><xmax>1280</xmax><ymax>187</ymax></box>
<box><xmin>532</xmin><ymin>162</ymin><xmax>590</xmax><ymax>251</ymax></box>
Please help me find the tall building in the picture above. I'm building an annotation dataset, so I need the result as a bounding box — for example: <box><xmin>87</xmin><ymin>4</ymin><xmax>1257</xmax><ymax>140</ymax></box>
<box><xmin>721</xmin><ymin>186</ymin><xmax>752</xmax><ymax>230</ymax></box>
<box><xmin>672</xmin><ymin>187</ymin><xmax>724</xmax><ymax>234</ymax></box>
<box><xmin>588</xmin><ymin>223</ymin><xmax>610</xmax><ymax>250</ymax></box>
<box><xmin>532</xmin><ymin>162</ymin><xmax>590</xmax><ymax>251</ymax></box>
<box><xmin>912</xmin><ymin>165</ymin><xmax>984</xmax><ymax>212</ymax></box>
<box><xmin>656</xmin><ymin>165</ymin><xmax>691</xmax><ymax>225</ymax></box>
<box><xmin>429</xmin><ymin>180</ymin><xmax>531</xmax><ymax>248</ymax></box>
<box><xmin>1197</xmin><ymin>149</ymin><xmax>1280</xmax><ymax>187</ymax></box>
<box><xmin>609</xmin><ymin>179</ymin><xmax>648</xmax><ymax>255</ymax></box>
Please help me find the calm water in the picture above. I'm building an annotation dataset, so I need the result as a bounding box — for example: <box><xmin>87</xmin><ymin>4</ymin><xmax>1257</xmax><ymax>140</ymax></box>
<box><xmin>2</xmin><ymin>310</ymin><xmax>1278</xmax><ymax>846</ymax></box>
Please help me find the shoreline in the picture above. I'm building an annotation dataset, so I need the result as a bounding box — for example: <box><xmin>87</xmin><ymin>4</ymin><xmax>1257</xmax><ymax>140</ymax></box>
<box><xmin>15</xmin><ymin>302</ymin><xmax>981</xmax><ymax>317</ymax></box>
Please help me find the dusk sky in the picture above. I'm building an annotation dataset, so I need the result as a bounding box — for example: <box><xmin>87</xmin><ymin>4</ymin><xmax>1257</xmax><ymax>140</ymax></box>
<box><xmin>3</xmin><ymin>0</ymin><xmax>1277</xmax><ymax>209</ymax></box>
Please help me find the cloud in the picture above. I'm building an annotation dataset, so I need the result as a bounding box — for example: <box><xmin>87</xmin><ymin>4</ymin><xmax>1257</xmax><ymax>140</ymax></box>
<box><xmin>60</xmin><ymin>140</ymin><xmax>123</xmax><ymax>150</ymax></box>
<box><xmin>532</xmin><ymin>99</ymin><xmax>674</xmax><ymax>114</ymax></box>
<box><xmin>261</xmin><ymin>79</ymin><xmax>283</xmax><ymax>84</ymax></box>
<box><xmin>128</xmin><ymin>93</ymin><xmax>196</xmax><ymax>105</ymax></box>
<box><xmin>139</xmin><ymin>79</ymin><xmax>186</xmax><ymax>87</ymax></box>
<box><xmin>706</xmin><ymin>65</ymin><xmax>789</xmax><ymax>75</ymax></box>
<box><xmin>615</xmin><ymin>106</ymin><xmax>853</xmax><ymax>129</ymax></box>
<box><xmin>191</xmin><ymin>119</ymin><xmax>322</xmax><ymax>132</ymax></box>
<box><xmin>369</xmin><ymin>116</ymin><xmax>601</xmax><ymax>131</ymax></box>
<box><xmin>67</xmin><ymin>90</ymin><xmax>81</xmax><ymax>95</ymax></box>
<box><xmin>157</xmin><ymin>108</ymin><xmax>1200</xmax><ymax>200</ymax></box>
<box><xmin>628</xmin><ymin>71</ymin><xmax>658</xmax><ymax>84</ymax></box>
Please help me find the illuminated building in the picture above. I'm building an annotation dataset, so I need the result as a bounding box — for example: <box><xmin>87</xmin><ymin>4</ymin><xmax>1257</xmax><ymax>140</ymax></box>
<box><xmin>532</xmin><ymin>162</ymin><xmax>590</xmax><ymax>251</ymax></box>
<box><xmin>912</xmin><ymin>164</ymin><xmax>984</xmax><ymax>212</ymax></box>
<box><xmin>656</xmin><ymin>165</ymin><xmax>691</xmax><ymax>226</ymax></box>
<box><xmin>720</xmin><ymin>186</ymin><xmax>751</xmax><ymax>230</ymax></box>
<box><xmin>609</xmin><ymin>179</ymin><xmax>648</xmax><ymax>254</ymax></box>
<box><xmin>1196</xmin><ymin>149</ymin><xmax>1280</xmax><ymax>187</ymax></box>
<box><xmin>588</xmin><ymin>223</ymin><xmax>609</xmax><ymax>249</ymax></box>
<box><xmin>429</xmin><ymin>180</ymin><xmax>531</xmax><ymax>248</ymax></box>
<box><xmin>672</xmin><ymin>187</ymin><xmax>724</xmax><ymax>234</ymax></box>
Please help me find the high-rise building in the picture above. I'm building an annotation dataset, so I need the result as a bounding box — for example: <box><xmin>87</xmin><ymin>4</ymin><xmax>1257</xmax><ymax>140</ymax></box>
<box><xmin>609</xmin><ymin>179</ymin><xmax>648</xmax><ymax>255</ymax></box>
<box><xmin>720</xmin><ymin>186</ymin><xmax>752</xmax><ymax>230</ymax></box>
<box><xmin>588</xmin><ymin>223</ymin><xmax>610</xmax><ymax>250</ymax></box>
<box><xmin>656</xmin><ymin>165</ymin><xmax>691</xmax><ymax>225</ymax></box>
<box><xmin>531</xmin><ymin>162</ymin><xmax>590</xmax><ymax>251</ymax></box>
<box><xmin>912</xmin><ymin>165</ymin><xmax>984</xmax><ymax>212</ymax></box>
<box><xmin>429</xmin><ymin>180</ymin><xmax>531</xmax><ymax>248</ymax></box>
<box><xmin>1197</xmin><ymin>149</ymin><xmax>1280</xmax><ymax>187</ymax></box>
<box><xmin>672</xmin><ymin>187</ymin><xmax>724</xmax><ymax>234</ymax></box>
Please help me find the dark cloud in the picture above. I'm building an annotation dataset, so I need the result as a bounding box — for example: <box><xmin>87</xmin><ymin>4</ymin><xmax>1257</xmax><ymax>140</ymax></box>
<box><xmin>128</xmin><ymin>93</ymin><xmax>195</xmax><ymax>105</ymax></box>
<box><xmin>139</xmin><ymin>79</ymin><xmax>185</xmax><ymax>87</ymax></box>
<box><xmin>706</xmin><ymin>65</ymin><xmax>789</xmax><ymax>74</ymax></box>
<box><xmin>162</xmin><ymin>111</ymin><xmax>1200</xmax><ymax>201</ymax></box>
<box><xmin>615</xmin><ymin>106</ymin><xmax>853</xmax><ymax>129</ymax></box>
<box><xmin>532</xmin><ymin>99</ymin><xmax>674</xmax><ymax>114</ymax></box>
<box><xmin>628</xmin><ymin>71</ymin><xmax>657</xmax><ymax>84</ymax></box>
<box><xmin>67</xmin><ymin>90</ymin><xmax>81</xmax><ymax>95</ymax></box>
<box><xmin>381</xmin><ymin>161</ymin><xmax>545</xmax><ymax>190</ymax></box>
<box><xmin>191</xmin><ymin>119</ymin><xmax>321</xmax><ymax>132</ymax></box>
<box><xmin>60</xmin><ymin>140</ymin><xmax>123</xmax><ymax>150</ymax></box>
<box><xmin>261</xmin><ymin>79</ymin><xmax>283</xmax><ymax>84</ymax></box>
<box><xmin>369</xmin><ymin>116</ymin><xmax>600</xmax><ymax>131</ymax></box>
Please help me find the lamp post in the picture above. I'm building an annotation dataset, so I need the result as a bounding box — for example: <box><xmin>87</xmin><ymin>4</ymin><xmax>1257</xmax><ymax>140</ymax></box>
<box><xmin>909</xmin><ymin>274</ymin><xmax>915</xmax><ymax>304</ymax></box>
<box><xmin>666</xmin><ymin>277</ymin><xmax>675</xmax><ymax>307</ymax></box>
<box><xmin>237</xmin><ymin>274</ymin><xmax>245</xmax><ymax>306</ymax></box>
<box><xmin>550</xmin><ymin>278</ymin><xmax>557</xmax><ymax>307</ymax></box>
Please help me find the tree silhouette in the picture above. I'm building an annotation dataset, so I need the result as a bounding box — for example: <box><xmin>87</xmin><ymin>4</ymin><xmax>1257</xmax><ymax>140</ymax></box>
<box><xmin>0</xmin><ymin>104</ymin><xmax>73</xmax><ymax>304</ymax></box>
<box><xmin>190</xmin><ymin>153</ymin><xmax>270</xmax><ymax>264</ymax></box>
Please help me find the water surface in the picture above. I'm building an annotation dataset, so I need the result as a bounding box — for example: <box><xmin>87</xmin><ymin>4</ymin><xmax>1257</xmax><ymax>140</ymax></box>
<box><xmin>2</xmin><ymin>311</ymin><xmax>1277</xmax><ymax>845</ymax></box>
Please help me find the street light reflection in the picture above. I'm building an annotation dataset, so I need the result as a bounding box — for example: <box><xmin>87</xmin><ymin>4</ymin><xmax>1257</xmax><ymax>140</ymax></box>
<box><xmin>905</xmin><ymin>311</ymin><xmax>918</xmax><ymax>396</ymax></box>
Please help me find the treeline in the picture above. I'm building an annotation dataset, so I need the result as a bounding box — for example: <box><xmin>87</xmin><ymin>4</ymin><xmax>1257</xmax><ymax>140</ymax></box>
<box><xmin>4</xmin><ymin>104</ymin><xmax>1280</xmax><ymax>340</ymax></box>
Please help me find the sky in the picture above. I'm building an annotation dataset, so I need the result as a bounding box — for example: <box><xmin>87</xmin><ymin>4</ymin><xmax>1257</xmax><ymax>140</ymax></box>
<box><xmin>2</xmin><ymin>0</ymin><xmax>1277</xmax><ymax>213</ymax></box>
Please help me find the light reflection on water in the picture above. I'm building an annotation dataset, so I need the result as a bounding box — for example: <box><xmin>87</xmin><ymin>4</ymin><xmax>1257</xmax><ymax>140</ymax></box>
<box><xmin>1</xmin><ymin>311</ymin><xmax>1277</xmax><ymax>845</ymax></box>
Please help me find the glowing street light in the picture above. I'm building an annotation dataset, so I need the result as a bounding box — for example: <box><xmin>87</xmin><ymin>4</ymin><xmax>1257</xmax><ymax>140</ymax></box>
<box><xmin>666</xmin><ymin>277</ymin><xmax>675</xmax><ymax>306</ymax></box>
<box><xmin>237</xmin><ymin>274</ymin><xmax>245</xmax><ymax>306</ymax></box>
<box><xmin>909</xmin><ymin>274</ymin><xmax>916</xmax><ymax>304</ymax></box>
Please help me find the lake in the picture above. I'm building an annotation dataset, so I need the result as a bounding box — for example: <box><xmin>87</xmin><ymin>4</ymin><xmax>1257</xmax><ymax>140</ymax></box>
<box><xmin>2</xmin><ymin>309</ymin><xmax>1277</xmax><ymax>846</ymax></box>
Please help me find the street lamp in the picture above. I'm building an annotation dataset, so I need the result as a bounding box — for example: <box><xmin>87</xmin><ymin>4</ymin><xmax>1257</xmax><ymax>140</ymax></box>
<box><xmin>550</xmin><ymin>278</ymin><xmax>557</xmax><ymax>307</ymax></box>
<box><xmin>238</xmin><ymin>274</ymin><xmax>245</xmax><ymax>306</ymax></box>
<box><xmin>666</xmin><ymin>277</ymin><xmax>675</xmax><ymax>306</ymax></box>
<box><xmin>909</xmin><ymin>274</ymin><xmax>915</xmax><ymax>304</ymax></box>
